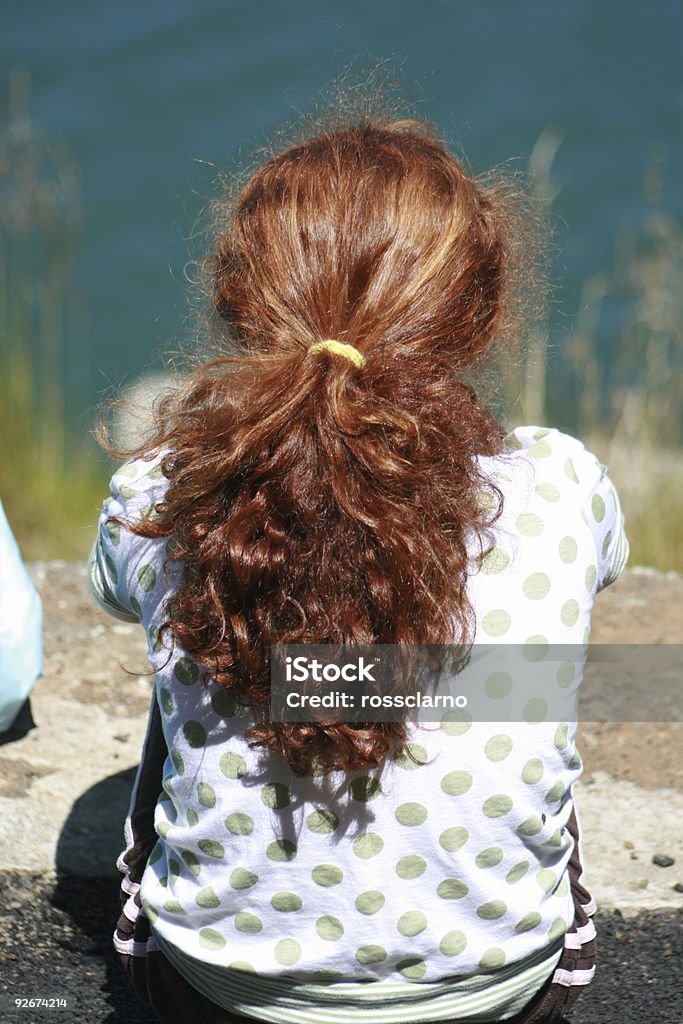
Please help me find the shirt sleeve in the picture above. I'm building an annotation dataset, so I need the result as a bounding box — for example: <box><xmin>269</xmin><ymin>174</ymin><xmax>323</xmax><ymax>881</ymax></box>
<box><xmin>87</xmin><ymin>451</ymin><xmax>170</xmax><ymax>623</ymax></box>
<box><xmin>562</xmin><ymin>436</ymin><xmax>630</xmax><ymax>592</ymax></box>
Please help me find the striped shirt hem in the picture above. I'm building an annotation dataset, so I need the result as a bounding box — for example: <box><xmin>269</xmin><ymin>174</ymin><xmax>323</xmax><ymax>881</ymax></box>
<box><xmin>152</xmin><ymin>931</ymin><xmax>564</xmax><ymax>1024</ymax></box>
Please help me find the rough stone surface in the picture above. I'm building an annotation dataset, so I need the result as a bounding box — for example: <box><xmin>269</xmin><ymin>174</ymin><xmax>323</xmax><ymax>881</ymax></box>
<box><xmin>0</xmin><ymin>562</ymin><xmax>681</xmax><ymax>1020</ymax></box>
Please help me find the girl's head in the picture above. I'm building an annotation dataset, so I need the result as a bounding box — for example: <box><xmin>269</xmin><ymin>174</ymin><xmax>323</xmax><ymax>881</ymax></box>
<box><xmin>98</xmin><ymin>108</ymin><xmax>548</xmax><ymax>776</ymax></box>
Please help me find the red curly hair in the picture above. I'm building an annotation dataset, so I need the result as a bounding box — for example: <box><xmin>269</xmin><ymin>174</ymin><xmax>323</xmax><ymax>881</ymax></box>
<box><xmin>97</xmin><ymin>111</ymin><xmax>547</xmax><ymax>776</ymax></box>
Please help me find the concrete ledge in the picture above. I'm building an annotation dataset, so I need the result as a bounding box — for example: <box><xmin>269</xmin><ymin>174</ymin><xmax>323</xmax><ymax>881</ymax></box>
<box><xmin>0</xmin><ymin>563</ymin><xmax>681</xmax><ymax>913</ymax></box>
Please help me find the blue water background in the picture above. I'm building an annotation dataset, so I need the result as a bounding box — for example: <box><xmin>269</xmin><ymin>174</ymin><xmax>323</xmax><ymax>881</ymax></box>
<box><xmin>2</xmin><ymin>0</ymin><xmax>682</xmax><ymax>435</ymax></box>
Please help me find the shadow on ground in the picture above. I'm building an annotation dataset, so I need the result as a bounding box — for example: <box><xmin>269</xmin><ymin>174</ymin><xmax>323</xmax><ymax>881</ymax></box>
<box><xmin>1</xmin><ymin>765</ymin><xmax>681</xmax><ymax>1023</ymax></box>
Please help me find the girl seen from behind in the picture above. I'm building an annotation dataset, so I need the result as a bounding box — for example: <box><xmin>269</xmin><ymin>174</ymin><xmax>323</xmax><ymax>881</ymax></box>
<box><xmin>89</xmin><ymin>96</ymin><xmax>629</xmax><ymax>1024</ymax></box>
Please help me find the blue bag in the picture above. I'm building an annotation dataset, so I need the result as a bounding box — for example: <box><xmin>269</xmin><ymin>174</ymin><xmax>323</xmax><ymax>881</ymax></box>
<box><xmin>0</xmin><ymin>497</ymin><xmax>43</xmax><ymax>732</ymax></box>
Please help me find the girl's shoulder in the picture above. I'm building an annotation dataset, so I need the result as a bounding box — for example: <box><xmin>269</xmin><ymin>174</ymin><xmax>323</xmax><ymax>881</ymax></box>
<box><xmin>497</xmin><ymin>425</ymin><xmax>629</xmax><ymax>592</ymax></box>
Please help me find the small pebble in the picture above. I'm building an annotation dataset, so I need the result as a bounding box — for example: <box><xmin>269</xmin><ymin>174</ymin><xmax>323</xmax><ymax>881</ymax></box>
<box><xmin>673</xmin><ymin>883</ymin><xmax>683</xmax><ymax>894</ymax></box>
<box><xmin>652</xmin><ymin>854</ymin><xmax>675</xmax><ymax>868</ymax></box>
<box><xmin>630</xmin><ymin>852</ymin><xmax>638</xmax><ymax>860</ymax></box>
<box><xmin>624</xmin><ymin>840</ymin><xmax>634</xmax><ymax>850</ymax></box>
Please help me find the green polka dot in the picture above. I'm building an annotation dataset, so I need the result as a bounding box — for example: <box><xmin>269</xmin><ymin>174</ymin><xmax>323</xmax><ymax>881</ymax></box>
<box><xmin>197</xmin><ymin>839</ymin><xmax>224</xmax><ymax>859</ymax></box>
<box><xmin>183</xmin><ymin>721</ymin><xmax>207</xmax><ymax>748</ymax></box>
<box><xmin>543</xmin><ymin>828</ymin><xmax>563</xmax><ymax>848</ymax></box>
<box><xmin>197</xmin><ymin>783</ymin><xmax>216</xmax><ymax>808</ymax></box>
<box><xmin>142</xmin><ymin>899</ymin><xmax>159</xmax><ymax>925</ymax></box>
<box><xmin>477</xmin><ymin>900</ymin><xmax>507</xmax><ymax>920</ymax></box>
<box><xmin>138</xmin><ymin>565</ymin><xmax>157</xmax><ymax>592</ymax></box>
<box><xmin>225</xmin><ymin>812</ymin><xmax>254</xmax><ymax>835</ymax></box>
<box><xmin>481</xmin><ymin>609</ymin><xmax>511</xmax><ymax>637</ymax></box>
<box><xmin>105</xmin><ymin>521</ymin><xmax>121</xmax><ymax>545</ymax></box>
<box><xmin>186</xmin><ymin>808</ymin><xmax>199</xmax><ymax>827</ymax></box>
<box><xmin>393</xmin><ymin>742</ymin><xmax>429</xmax><ymax>769</ymax></box>
<box><xmin>475</xmin><ymin>846</ymin><xmax>504</xmax><ymax>869</ymax></box>
<box><xmin>515</xmin><ymin>912</ymin><xmax>542</xmax><ymax>933</ymax></box>
<box><xmin>199</xmin><ymin>928</ymin><xmax>225</xmax><ymax>950</ymax></box>
<box><xmin>355</xmin><ymin>891</ymin><xmax>385</xmax><ymax>915</ymax></box>
<box><xmin>601</xmin><ymin>530</ymin><xmax>612</xmax><ymax>558</ymax></box>
<box><xmin>181</xmin><ymin>851</ymin><xmax>200</xmax><ymax>877</ymax></box>
<box><xmin>316</xmin><ymin>915</ymin><xmax>344</xmax><ymax>940</ymax></box>
<box><xmin>397</xmin><ymin>911</ymin><xmax>427</xmax><ymax>936</ymax></box>
<box><xmin>484</xmin><ymin>734</ymin><xmax>513</xmax><ymax>761</ymax></box>
<box><xmin>528</xmin><ymin>439</ymin><xmax>552</xmax><ymax>459</ymax></box>
<box><xmin>555</xmin><ymin>876</ymin><xmax>570</xmax><ymax>898</ymax></box>
<box><xmin>437</xmin><ymin>878</ymin><xmax>469</xmax><ymax>900</ymax></box>
<box><xmin>506</xmin><ymin>860</ymin><xmax>530</xmax><ymax>884</ymax></box>
<box><xmin>235</xmin><ymin>911</ymin><xmax>262</xmax><ymax>934</ymax></box>
<box><xmin>196</xmin><ymin>887</ymin><xmax>220</xmax><ymax>909</ymax></box>
<box><xmin>219</xmin><ymin>752</ymin><xmax>247</xmax><ymax>779</ymax></box>
<box><xmin>440</xmin><ymin>708</ymin><xmax>473</xmax><ymax>736</ymax></box>
<box><xmin>479</xmin><ymin>947</ymin><xmax>506</xmax><ymax>969</ymax></box>
<box><xmin>554</xmin><ymin>723</ymin><xmax>569</xmax><ymax>750</ymax></box>
<box><xmin>271</xmin><ymin>892</ymin><xmax>303</xmax><ymax>912</ymax></box>
<box><xmin>548</xmin><ymin>917</ymin><xmax>568</xmax><ymax>943</ymax></box>
<box><xmin>230</xmin><ymin>868</ymin><xmax>258</xmax><ymax>890</ymax></box>
<box><xmin>557</xmin><ymin>662</ymin><xmax>576</xmax><ymax>687</ymax></box>
<box><xmin>561</xmin><ymin>599</ymin><xmax>580</xmax><ymax>626</ymax></box>
<box><xmin>479</xmin><ymin>546</ymin><xmax>510</xmax><ymax>574</ymax></box>
<box><xmin>559</xmin><ymin>537</ymin><xmax>578</xmax><ymax>564</ymax></box>
<box><xmin>163</xmin><ymin>900</ymin><xmax>186</xmax><ymax>914</ymax></box>
<box><xmin>352</xmin><ymin>832</ymin><xmax>383</xmax><ymax>858</ymax></box>
<box><xmin>149</xmin><ymin>625</ymin><xmax>164</xmax><ymax>653</ymax></box>
<box><xmin>517</xmin><ymin>816</ymin><xmax>543</xmax><ymax>837</ymax></box>
<box><xmin>439</xmin><ymin>931</ymin><xmax>467</xmax><ymax>956</ymax></box>
<box><xmin>523</xmin><ymin>697</ymin><xmax>548</xmax><ymax>723</ymax></box>
<box><xmin>229</xmin><ymin>961</ymin><xmax>255</xmax><ymax>973</ymax></box>
<box><xmin>545</xmin><ymin>780</ymin><xmax>566</xmax><ymax>803</ymax></box>
<box><xmin>535</xmin><ymin>482</ymin><xmax>560</xmax><ymax>503</ymax></box>
<box><xmin>174</xmin><ymin>657</ymin><xmax>199</xmax><ymax>685</ymax></box>
<box><xmin>104</xmin><ymin>554</ymin><xmax>118</xmax><ymax>584</ymax></box>
<box><xmin>396</xmin><ymin>855</ymin><xmax>427</xmax><ymax>878</ymax></box>
<box><xmin>266</xmin><ymin>839</ymin><xmax>297</xmax><ymax>862</ymax></box>
<box><xmin>355</xmin><ymin>946</ymin><xmax>387</xmax><ymax>965</ymax></box>
<box><xmin>396</xmin><ymin>958</ymin><xmax>426</xmax><ymax>980</ymax></box>
<box><xmin>523</xmin><ymin>635</ymin><xmax>549</xmax><ymax>661</ymax></box>
<box><xmin>261</xmin><ymin>783</ymin><xmax>291</xmax><ymax>809</ymax></box>
<box><xmin>274</xmin><ymin>939</ymin><xmax>301</xmax><ymax>966</ymax></box>
<box><xmin>349</xmin><ymin>776</ymin><xmax>382</xmax><ymax>801</ymax></box>
<box><xmin>306</xmin><ymin>809</ymin><xmax>339</xmax><ymax>833</ymax></box>
<box><xmin>564</xmin><ymin>458</ymin><xmax>579</xmax><ymax>483</ymax></box>
<box><xmin>156</xmin><ymin>822</ymin><xmax>173</xmax><ymax>838</ymax></box>
<box><xmin>484</xmin><ymin>672</ymin><xmax>512</xmax><ymax>699</ymax></box>
<box><xmin>441</xmin><ymin>770</ymin><xmax>473</xmax><ymax>796</ymax></box>
<box><xmin>129</xmin><ymin>595</ymin><xmax>142</xmax><ymax>619</ymax></box>
<box><xmin>537</xmin><ymin>869</ymin><xmax>558</xmax><ymax>893</ymax></box>
<box><xmin>523</xmin><ymin>572</ymin><xmax>551</xmax><ymax>599</ymax></box>
<box><xmin>522</xmin><ymin>758</ymin><xmax>544</xmax><ymax>784</ymax></box>
<box><xmin>211</xmin><ymin>689</ymin><xmax>238</xmax><ymax>717</ymax></box>
<box><xmin>439</xmin><ymin>827</ymin><xmax>468</xmax><ymax>853</ymax></box>
<box><xmin>516</xmin><ymin>512</ymin><xmax>544</xmax><ymax>537</ymax></box>
<box><xmin>568</xmin><ymin>752</ymin><xmax>582</xmax><ymax>770</ymax></box>
<box><xmin>148</xmin><ymin>843</ymin><xmax>163</xmax><ymax>866</ymax></box>
<box><xmin>159</xmin><ymin>688</ymin><xmax>173</xmax><ymax>715</ymax></box>
<box><xmin>312</xmin><ymin>864</ymin><xmax>343</xmax><ymax>887</ymax></box>
<box><xmin>585</xmin><ymin>564</ymin><xmax>597</xmax><ymax>590</ymax></box>
<box><xmin>483</xmin><ymin>795</ymin><xmax>513</xmax><ymax>818</ymax></box>
<box><xmin>395</xmin><ymin>802</ymin><xmax>428</xmax><ymax>826</ymax></box>
<box><xmin>591</xmin><ymin>493</ymin><xmax>606</xmax><ymax>522</ymax></box>
<box><xmin>118</xmin><ymin>483</ymin><xmax>136</xmax><ymax>500</ymax></box>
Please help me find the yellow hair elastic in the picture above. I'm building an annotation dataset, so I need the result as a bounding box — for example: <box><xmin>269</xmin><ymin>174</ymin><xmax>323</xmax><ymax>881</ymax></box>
<box><xmin>308</xmin><ymin>339</ymin><xmax>365</xmax><ymax>369</ymax></box>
